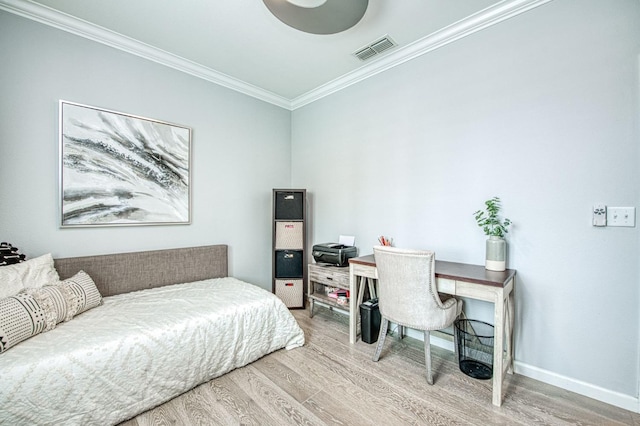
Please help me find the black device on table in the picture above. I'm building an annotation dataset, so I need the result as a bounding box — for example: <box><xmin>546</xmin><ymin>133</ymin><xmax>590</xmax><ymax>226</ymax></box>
<box><xmin>312</xmin><ymin>243</ymin><xmax>358</xmax><ymax>267</ymax></box>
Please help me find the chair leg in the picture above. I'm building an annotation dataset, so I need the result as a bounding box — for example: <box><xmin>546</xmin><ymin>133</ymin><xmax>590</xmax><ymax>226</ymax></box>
<box><xmin>398</xmin><ymin>325</ymin><xmax>404</xmax><ymax>339</ymax></box>
<box><xmin>424</xmin><ymin>330</ymin><xmax>433</xmax><ymax>385</ymax></box>
<box><xmin>373</xmin><ymin>318</ymin><xmax>389</xmax><ymax>362</ymax></box>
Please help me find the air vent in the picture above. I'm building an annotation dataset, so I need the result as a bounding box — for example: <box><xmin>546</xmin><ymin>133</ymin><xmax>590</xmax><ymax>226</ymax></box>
<box><xmin>353</xmin><ymin>35</ymin><xmax>397</xmax><ymax>61</ymax></box>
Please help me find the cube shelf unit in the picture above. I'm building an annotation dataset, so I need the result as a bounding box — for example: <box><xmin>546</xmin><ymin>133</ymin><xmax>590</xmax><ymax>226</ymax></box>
<box><xmin>272</xmin><ymin>189</ymin><xmax>307</xmax><ymax>309</ymax></box>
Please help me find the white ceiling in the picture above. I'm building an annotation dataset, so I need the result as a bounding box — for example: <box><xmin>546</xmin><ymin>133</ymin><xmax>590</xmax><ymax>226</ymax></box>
<box><xmin>0</xmin><ymin>0</ymin><xmax>552</xmax><ymax>109</ymax></box>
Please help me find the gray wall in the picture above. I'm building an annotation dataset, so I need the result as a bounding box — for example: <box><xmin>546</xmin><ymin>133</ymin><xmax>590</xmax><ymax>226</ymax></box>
<box><xmin>292</xmin><ymin>0</ymin><xmax>640</xmax><ymax>406</ymax></box>
<box><xmin>0</xmin><ymin>12</ymin><xmax>291</xmax><ymax>288</ymax></box>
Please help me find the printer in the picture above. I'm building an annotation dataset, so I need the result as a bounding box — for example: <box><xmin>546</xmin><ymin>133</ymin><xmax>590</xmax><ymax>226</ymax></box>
<box><xmin>312</xmin><ymin>243</ymin><xmax>358</xmax><ymax>267</ymax></box>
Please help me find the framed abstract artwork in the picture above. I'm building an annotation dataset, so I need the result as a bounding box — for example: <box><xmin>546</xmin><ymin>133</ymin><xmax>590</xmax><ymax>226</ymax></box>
<box><xmin>59</xmin><ymin>101</ymin><xmax>191</xmax><ymax>227</ymax></box>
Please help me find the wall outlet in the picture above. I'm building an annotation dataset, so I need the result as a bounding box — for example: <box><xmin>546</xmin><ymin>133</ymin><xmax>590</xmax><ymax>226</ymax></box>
<box><xmin>592</xmin><ymin>204</ymin><xmax>607</xmax><ymax>227</ymax></box>
<box><xmin>607</xmin><ymin>207</ymin><xmax>636</xmax><ymax>227</ymax></box>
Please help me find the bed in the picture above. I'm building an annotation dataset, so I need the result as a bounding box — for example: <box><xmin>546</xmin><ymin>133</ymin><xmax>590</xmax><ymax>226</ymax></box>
<box><xmin>0</xmin><ymin>245</ymin><xmax>305</xmax><ymax>425</ymax></box>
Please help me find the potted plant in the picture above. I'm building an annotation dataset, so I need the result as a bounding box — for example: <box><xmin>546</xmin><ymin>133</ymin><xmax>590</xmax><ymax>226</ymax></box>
<box><xmin>473</xmin><ymin>197</ymin><xmax>511</xmax><ymax>271</ymax></box>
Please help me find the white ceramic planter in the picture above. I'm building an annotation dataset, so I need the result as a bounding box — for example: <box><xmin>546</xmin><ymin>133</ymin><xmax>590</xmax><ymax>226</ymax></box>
<box><xmin>485</xmin><ymin>236</ymin><xmax>506</xmax><ymax>271</ymax></box>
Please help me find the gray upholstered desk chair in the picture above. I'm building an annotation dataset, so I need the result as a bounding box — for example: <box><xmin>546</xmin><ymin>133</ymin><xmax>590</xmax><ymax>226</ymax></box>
<box><xmin>372</xmin><ymin>245</ymin><xmax>463</xmax><ymax>384</ymax></box>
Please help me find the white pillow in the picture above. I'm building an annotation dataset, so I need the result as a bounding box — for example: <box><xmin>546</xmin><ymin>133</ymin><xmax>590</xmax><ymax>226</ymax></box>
<box><xmin>0</xmin><ymin>254</ymin><xmax>60</xmax><ymax>299</ymax></box>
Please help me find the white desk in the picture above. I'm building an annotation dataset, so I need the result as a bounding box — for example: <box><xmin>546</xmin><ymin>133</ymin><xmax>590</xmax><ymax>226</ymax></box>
<box><xmin>349</xmin><ymin>254</ymin><xmax>516</xmax><ymax>407</ymax></box>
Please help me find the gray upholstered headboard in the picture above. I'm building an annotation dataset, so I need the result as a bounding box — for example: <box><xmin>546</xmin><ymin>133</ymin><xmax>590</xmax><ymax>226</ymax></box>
<box><xmin>54</xmin><ymin>245</ymin><xmax>228</xmax><ymax>297</ymax></box>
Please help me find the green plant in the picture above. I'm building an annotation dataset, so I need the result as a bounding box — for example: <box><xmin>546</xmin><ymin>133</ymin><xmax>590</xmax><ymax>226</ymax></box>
<box><xmin>474</xmin><ymin>196</ymin><xmax>511</xmax><ymax>238</ymax></box>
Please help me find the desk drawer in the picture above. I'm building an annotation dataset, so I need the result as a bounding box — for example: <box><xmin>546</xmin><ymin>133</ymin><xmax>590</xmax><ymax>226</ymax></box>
<box><xmin>308</xmin><ymin>265</ymin><xmax>349</xmax><ymax>288</ymax></box>
<box><xmin>437</xmin><ymin>278</ymin><xmax>456</xmax><ymax>295</ymax></box>
<box><xmin>351</xmin><ymin>263</ymin><xmax>378</xmax><ymax>279</ymax></box>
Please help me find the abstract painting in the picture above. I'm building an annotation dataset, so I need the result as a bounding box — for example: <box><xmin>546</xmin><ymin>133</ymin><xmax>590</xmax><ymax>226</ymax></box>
<box><xmin>59</xmin><ymin>101</ymin><xmax>191</xmax><ymax>227</ymax></box>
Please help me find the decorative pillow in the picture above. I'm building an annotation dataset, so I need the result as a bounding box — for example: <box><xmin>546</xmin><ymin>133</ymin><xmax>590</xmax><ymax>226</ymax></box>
<box><xmin>0</xmin><ymin>253</ymin><xmax>60</xmax><ymax>299</ymax></box>
<box><xmin>0</xmin><ymin>292</ymin><xmax>47</xmax><ymax>353</ymax></box>
<box><xmin>57</xmin><ymin>271</ymin><xmax>103</xmax><ymax>317</ymax></box>
<box><xmin>26</xmin><ymin>285</ymin><xmax>73</xmax><ymax>328</ymax></box>
<box><xmin>0</xmin><ymin>271</ymin><xmax>102</xmax><ymax>354</ymax></box>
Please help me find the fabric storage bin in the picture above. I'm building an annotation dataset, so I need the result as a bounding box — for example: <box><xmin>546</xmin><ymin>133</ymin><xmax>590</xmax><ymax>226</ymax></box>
<box><xmin>274</xmin><ymin>191</ymin><xmax>304</xmax><ymax>220</ymax></box>
<box><xmin>275</xmin><ymin>250</ymin><xmax>303</xmax><ymax>278</ymax></box>
<box><xmin>274</xmin><ymin>221</ymin><xmax>304</xmax><ymax>250</ymax></box>
<box><xmin>275</xmin><ymin>279</ymin><xmax>304</xmax><ymax>308</ymax></box>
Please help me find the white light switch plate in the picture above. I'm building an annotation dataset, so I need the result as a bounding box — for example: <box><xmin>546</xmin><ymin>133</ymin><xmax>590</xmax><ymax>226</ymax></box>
<box><xmin>607</xmin><ymin>207</ymin><xmax>636</xmax><ymax>227</ymax></box>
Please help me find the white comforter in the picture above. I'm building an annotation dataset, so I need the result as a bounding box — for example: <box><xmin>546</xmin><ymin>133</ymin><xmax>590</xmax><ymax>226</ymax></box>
<box><xmin>0</xmin><ymin>277</ymin><xmax>305</xmax><ymax>425</ymax></box>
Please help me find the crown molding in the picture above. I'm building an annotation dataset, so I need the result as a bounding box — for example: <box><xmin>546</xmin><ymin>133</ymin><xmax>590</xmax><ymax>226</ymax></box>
<box><xmin>0</xmin><ymin>0</ymin><xmax>292</xmax><ymax>109</ymax></box>
<box><xmin>290</xmin><ymin>0</ymin><xmax>553</xmax><ymax>109</ymax></box>
<box><xmin>1</xmin><ymin>0</ymin><xmax>553</xmax><ymax>111</ymax></box>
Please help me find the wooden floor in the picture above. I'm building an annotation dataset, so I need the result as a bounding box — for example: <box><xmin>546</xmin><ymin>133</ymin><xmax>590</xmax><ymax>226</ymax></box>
<box><xmin>121</xmin><ymin>306</ymin><xmax>640</xmax><ymax>426</ymax></box>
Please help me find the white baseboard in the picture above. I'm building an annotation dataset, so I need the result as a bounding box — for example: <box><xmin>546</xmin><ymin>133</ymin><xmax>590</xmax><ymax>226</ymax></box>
<box><xmin>424</xmin><ymin>331</ymin><xmax>639</xmax><ymax>413</ymax></box>
<box><xmin>430</xmin><ymin>332</ymin><xmax>455</xmax><ymax>352</ymax></box>
<box><xmin>323</xmin><ymin>313</ymin><xmax>639</xmax><ymax>413</ymax></box>
<box><xmin>513</xmin><ymin>361</ymin><xmax>639</xmax><ymax>413</ymax></box>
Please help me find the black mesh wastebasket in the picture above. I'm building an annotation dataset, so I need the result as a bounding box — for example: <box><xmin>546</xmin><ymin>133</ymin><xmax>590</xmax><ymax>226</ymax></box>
<box><xmin>454</xmin><ymin>319</ymin><xmax>494</xmax><ymax>380</ymax></box>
